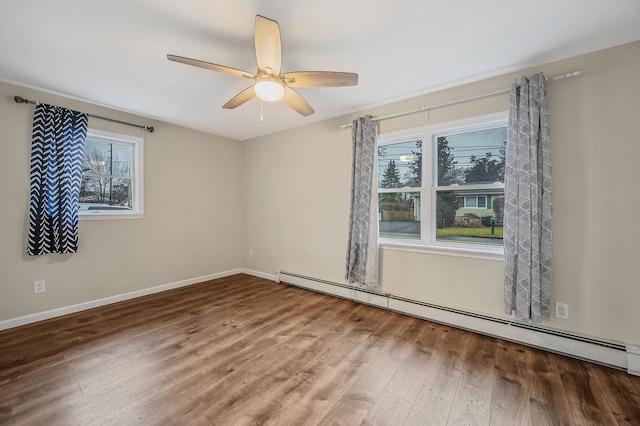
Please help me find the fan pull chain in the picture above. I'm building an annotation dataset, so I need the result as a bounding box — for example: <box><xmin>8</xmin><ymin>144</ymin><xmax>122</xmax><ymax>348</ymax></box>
<box><xmin>260</xmin><ymin>100</ymin><xmax>264</xmax><ymax>122</ymax></box>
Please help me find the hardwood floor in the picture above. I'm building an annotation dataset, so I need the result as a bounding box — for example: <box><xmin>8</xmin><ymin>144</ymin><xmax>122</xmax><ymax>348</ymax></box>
<box><xmin>1</xmin><ymin>274</ymin><xmax>639</xmax><ymax>425</ymax></box>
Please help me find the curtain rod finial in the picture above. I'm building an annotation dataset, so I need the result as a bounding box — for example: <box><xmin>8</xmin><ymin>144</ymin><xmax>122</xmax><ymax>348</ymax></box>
<box><xmin>14</xmin><ymin>95</ymin><xmax>26</xmax><ymax>103</ymax></box>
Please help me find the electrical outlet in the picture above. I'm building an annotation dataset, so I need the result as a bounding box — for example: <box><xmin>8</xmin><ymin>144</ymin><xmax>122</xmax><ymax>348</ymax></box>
<box><xmin>555</xmin><ymin>302</ymin><xmax>569</xmax><ymax>319</ymax></box>
<box><xmin>33</xmin><ymin>280</ymin><xmax>46</xmax><ymax>294</ymax></box>
<box><xmin>248</xmin><ymin>250</ymin><xmax>253</xmax><ymax>258</ymax></box>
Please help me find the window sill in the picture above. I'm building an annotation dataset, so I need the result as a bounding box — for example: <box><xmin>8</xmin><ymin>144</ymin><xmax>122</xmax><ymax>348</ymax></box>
<box><xmin>79</xmin><ymin>212</ymin><xmax>145</xmax><ymax>221</ymax></box>
<box><xmin>379</xmin><ymin>239</ymin><xmax>504</xmax><ymax>261</ymax></box>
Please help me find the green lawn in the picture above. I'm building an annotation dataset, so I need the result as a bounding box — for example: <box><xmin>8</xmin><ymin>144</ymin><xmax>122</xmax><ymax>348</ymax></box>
<box><xmin>436</xmin><ymin>226</ymin><xmax>503</xmax><ymax>239</ymax></box>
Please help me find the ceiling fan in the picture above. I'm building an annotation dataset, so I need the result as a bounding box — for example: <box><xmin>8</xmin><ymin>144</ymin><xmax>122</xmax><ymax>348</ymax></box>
<box><xmin>167</xmin><ymin>15</ymin><xmax>358</xmax><ymax>117</ymax></box>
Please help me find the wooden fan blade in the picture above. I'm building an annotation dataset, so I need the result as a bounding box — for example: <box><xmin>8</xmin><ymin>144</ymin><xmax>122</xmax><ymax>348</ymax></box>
<box><xmin>283</xmin><ymin>71</ymin><xmax>358</xmax><ymax>87</ymax></box>
<box><xmin>281</xmin><ymin>86</ymin><xmax>314</xmax><ymax>116</ymax></box>
<box><xmin>223</xmin><ymin>86</ymin><xmax>256</xmax><ymax>109</ymax></box>
<box><xmin>255</xmin><ymin>15</ymin><xmax>282</xmax><ymax>76</ymax></box>
<box><xmin>167</xmin><ymin>54</ymin><xmax>255</xmax><ymax>79</ymax></box>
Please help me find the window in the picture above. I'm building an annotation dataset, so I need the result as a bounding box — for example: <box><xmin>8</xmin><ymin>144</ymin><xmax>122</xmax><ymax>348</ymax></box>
<box><xmin>79</xmin><ymin>129</ymin><xmax>144</xmax><ymax>219</ymax></box>
<box><xmin>377</xmin><ymin>113</ymin><xmax>506</xmax><ymax>257</ymax></box>
<box><xmin>458</xmin><ymin>195</ymin><xmax>489</xmax><ymax>208</ymax></box>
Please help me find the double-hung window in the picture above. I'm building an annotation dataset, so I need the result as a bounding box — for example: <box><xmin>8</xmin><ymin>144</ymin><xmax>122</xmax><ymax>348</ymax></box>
<box><xmin>79</xmin><ymin>129</ymin><xmax>144</xmax><ymax>219</ymax></box>
<box><xmin>377</xmin><ymin>112</ymin><xmax>506</xmax><ymax>257</ymax></box>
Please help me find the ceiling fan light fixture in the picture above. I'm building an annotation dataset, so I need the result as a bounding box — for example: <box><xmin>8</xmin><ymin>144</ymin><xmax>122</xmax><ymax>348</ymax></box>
<box><xmin>254</xmin><ymin>78</ymin><xmax>285</xmax><ymax>101</ymax></box>
<box><xmin>168</xmin><ymin>15</ymin><xmax>357</xmax><ymax>116</ymax></box>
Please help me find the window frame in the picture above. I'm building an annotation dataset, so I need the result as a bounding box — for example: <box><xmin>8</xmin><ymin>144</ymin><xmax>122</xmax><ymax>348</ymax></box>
<box><xmin>377</xmin><ymin>112</ymin><xmax>507</xmax><ymax>261</ymax></box>
<box><xmin>79</xmin><ymin>129</ymin><xmax>144</xmax><ymax>220</ymax></box>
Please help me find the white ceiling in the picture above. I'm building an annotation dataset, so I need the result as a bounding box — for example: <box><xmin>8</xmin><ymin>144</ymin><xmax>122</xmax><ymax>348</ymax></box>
<box><xmin>1</xmin><ymin>0</ymin><xmax>639</xmax><ymax>141</ymax></box>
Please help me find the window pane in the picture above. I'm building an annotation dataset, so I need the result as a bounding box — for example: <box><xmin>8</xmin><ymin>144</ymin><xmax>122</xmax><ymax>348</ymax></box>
<box><xmin>378</xmin><ymin>140</ymin><xmax>422</xmax><ymax>188</ymax></box>
<box><xmin>437</xmin><ymin>127</ymin><xmax>506</xmax><ymax>185</ymax></box>
<box><xmin>379</xmin><ymin>192</ymin><xmax>420</xmax><ymax>239</ymax></box>
<box><xmin>79</xmin><ymin>177</ymin><xmax>132</xmax><ymax>210</ymax></box>
<box><xmin>84</xmin><ymin>139</ymin><xmax>132</xmax><ymax>177</ymax></box>
<box><xmin>465</xmin><ymin>197</ymin><xmax>477</xmax><ymax>208</ymax></box>
<box><xmin>477</xmin><ymin>196</ymin><xmax>486</xmax><ymax>208</ymax></box>
<box><xmin>435</xmin><ymin>191</ymin><xmax>503</xmax><ymax>246</ymax></box>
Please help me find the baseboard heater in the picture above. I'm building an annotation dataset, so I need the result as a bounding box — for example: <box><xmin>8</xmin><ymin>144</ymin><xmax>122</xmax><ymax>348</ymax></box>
<box><xmin>277</xmin><ymin>270</ymin><xmax>638</xmax><ymax>375</ymax></box>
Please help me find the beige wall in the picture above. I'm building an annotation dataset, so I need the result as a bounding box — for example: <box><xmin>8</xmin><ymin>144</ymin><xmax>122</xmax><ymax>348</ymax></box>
<box><xmin>243</xmin><ymin>41</ymin><xmax>640</xmax><ymax>345</ymax></box>
<box><xmin>2</xmin><ymin>42</ymin><xmax>638</xmax><ymax>346</ymax></box>
<box><xmin>0</xmin><ymin>81</ymin><xmax>244</xmax><ymax>321</ymax></box>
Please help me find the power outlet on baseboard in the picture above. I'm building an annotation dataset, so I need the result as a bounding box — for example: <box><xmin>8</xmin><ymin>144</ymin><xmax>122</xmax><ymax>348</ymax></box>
<box><xmin>34</xmin><ymin>280</ymin><xmax>46</xmax><ymax>294</ymax></box>
<box><xmin>555</xmin><ymin>302</ymin><xmax>569</xmax><ymax>319</ymax></box>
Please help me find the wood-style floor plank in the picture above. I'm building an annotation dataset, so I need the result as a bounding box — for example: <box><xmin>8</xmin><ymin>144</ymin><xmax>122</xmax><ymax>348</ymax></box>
<box><xmin>523</xmin><ymin>348</ymin><xmax>575</xmax><ymax>425</ymax></box>
<box><xmin>554</xmin><ymin>354</ymin><xmax>618</xmax><ymax>425</ymax></box>
<box><xmin>362</xmin><ymin>391</ymin><xmax>413</xmax><ymax>425</ymax></box>
<box><xmin>585</xmin><ymin>362</ymin><xmax>640</xmax><ymax>425</ymax></box>
<box><xmin>318</xmin><ymin>350</ymin><xmax>403</xmax><ymax>425</ymax></box>
<box><xmin>404</xmin><ymin>326</ymin><xmax>470</xmax><ymax>426</ymax></box>
<box><xmin>447</xmin><ymin>382</ymin><xmax>491</xmax><ymax>426</ymax></box>
<box><xmin>489</xmin><ymin>340</ymin><xmax>531</xmax><ymax>426</ymax></box>
<box><xmin>1</xmin><ymin>274</ymin><xmax>639</xmax><ymax>425</ymax></box>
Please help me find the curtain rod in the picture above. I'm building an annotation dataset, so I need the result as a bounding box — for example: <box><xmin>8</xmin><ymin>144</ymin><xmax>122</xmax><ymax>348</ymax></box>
<box><xmin>13</xmin><ymin>96</ymin><xmax>154</xmax><ymax>132</ymax></box>
<box><xmin>339</xmin><ymin>70</ymin><xmax>581</xmax><ymax>129</ymax></box>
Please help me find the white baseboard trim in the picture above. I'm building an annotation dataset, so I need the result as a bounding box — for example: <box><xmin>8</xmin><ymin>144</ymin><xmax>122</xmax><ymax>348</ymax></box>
<box><xmin>0</xmin><ymin>268</ymin><xmax>243</xmax><ymax>332</ymax></box>
<box><xmin>241</xmin><ymin>268</ymin><xmax>278</xmax><ymax>282</ymax></box>
<box><xmin>277</xmin><ymin>270</ymin><xmax>632</xmax><ymax>374</ymax></box>
<box><xmin>627</xmin><ymin>345</ymin><xmax>640</xmax><ymax>376</ymax></box>
<box><xmin>280</xmin><ymin>271</ymin><xmax>389</xmax><ymax>309</ymax></box>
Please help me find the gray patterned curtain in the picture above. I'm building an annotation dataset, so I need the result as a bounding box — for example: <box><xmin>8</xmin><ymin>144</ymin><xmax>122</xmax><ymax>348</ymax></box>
<box><xmin>504</xmin><ymin>73</ymin><xmax>553</xmax><ymax>322</ymax></box>
<box><xmin>27</xmin><ymin>103</ymin><xmax>88</xmax><ymax>255</ymax></box>
<box><xmin>345</xmin><ymin>115</ymin><xmax>379</xmax><ymax>287</ymax></box>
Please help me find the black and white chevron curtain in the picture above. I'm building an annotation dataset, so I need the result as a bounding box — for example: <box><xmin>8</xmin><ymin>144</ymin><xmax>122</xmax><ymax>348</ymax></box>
<box><xmin>27</xmin><ymin>103</ymin><xmax>88</xmax><ymax>255</ymax></box>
